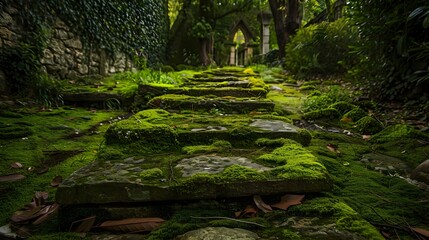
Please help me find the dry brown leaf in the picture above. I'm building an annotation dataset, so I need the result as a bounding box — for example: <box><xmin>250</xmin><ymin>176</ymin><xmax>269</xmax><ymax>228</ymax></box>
<box><xmin>326</xmin><ymin>144</ymin><xmax>340</xmax><ymax>154</ymax></box>
<box><xmin>235</xmin><ymin>205</ymin><xmax>258</xmax><ymax>218</ymax></box>
<box><xmin>69</xmin><ymin>215</ymin><xmax>96</xmax><ymax>233</ymax></box>
<box><xmin>33</xmin><ymin>192</ymin><xmax>49</xmax><ymax>206</ymax></box>
<box><xmin>411</xmin><ymin>227</ymin><xmax>429</xmax><ymax>237</ymax></box>
<box><xmin>253</xmin><ymin>195</ymin><xmax>272</xmax><ymax>213</ymax></box>
<box><xmin>15</xmin><ymin>226</ymin><xmax>32</xmax><ymax>238</ymax></box>
<box><xmin>0</xmin><ymin>174</ymin><xmax>25</xmax><ymax>182</ymax></box>
<box><xmin>10</xmin><ymin>206</ymin><xmax>44</xmax><ymax>223</ymax></box>
<box><xmin>271</xmin><ymin>194</ymin><xmax>305</xmax><ymax>210</ymax></box>
<box><xmin>32</xmin><ymin>203</ymin><xmax>60</xmax><ymax>225</ymax></box>
<box><xmin>10</xmin><ymin>162</ymin><xmax>23</xmax><ymax>169</ymax></box>
<box><xmin>37</xmin><ymin>166</ymin><xmax>49</xmax><ymax>174</ymax></box>
<box><xmin>99</xmin><ymin>218</ymin><xmax>165</xmax><ymax>233</ymax></box>
<box><xmin>51</xmin><ymin>176</ymin><xmax>63</xmax><ymax>187</ymax></box>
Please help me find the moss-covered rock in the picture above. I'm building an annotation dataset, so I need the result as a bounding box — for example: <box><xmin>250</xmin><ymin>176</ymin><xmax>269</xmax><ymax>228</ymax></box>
<box><xmin>302</xmin><ymin>108</ymin><xmax>340</xmax><ymax>120</ymax></box>
<box><xmin>370</xmin><ymin>124</ymin><xmax>429</xmax><ymax>143</ymax></box>
<box><xmin>329</xmin><ymin>101</ymin><xmax>356</xmax><ymax>115</ymax></box>
<box><xmin>355</xmin><ymin>116</ymin><xmax>383</xmax><ymax>134</ymax></box>
<box><xmin>343</xmin><ymin>107</ymin><xmax>367</xmax><ymax>122</ymax></box>
<box><xmin>255</xmin><ymin>138</ymin><xmax>301</xmax><ymax>147</ymax></box>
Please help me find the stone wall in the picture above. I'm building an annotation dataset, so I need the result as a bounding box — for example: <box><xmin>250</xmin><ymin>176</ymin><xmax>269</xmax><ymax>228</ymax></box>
<box><xmin>41</xmin><ymin>19</ymin><xmax>134</xmax><ymax>79</ymax></box>
<box><xmin>0</xmin><ymin>4</ymin><xmax>134</xmax><ymax>82</ymax></box>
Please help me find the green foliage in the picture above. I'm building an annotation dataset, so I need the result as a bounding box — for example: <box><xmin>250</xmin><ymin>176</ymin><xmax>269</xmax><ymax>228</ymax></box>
<box><xmin>370</xmin><ymin>124</ymin><xmax>429</xmax><ymax>143</ymax></box>
<box><xmin>329</xmin><ymin>101</ymin><xmax>356</xmax><ymax>115</ymax></box>
<box><xmin>140</xmin><ymin>168</ymin><xmax>164</xmax><ymax>180</ymax></box>
<box><xmin>302</xmin><ymin>108</ymin><xmax>340</xmax><ymax>120</ymax></box>
<box><xmin>342</xmin><ymin>107</ymin><xmax>366</xmax><ymax>122</ymax></box>
<box><xmin>355</xmin><ymin>116</ymin><xmax>383</xmax><ymax>134</ymax></box>
<box><xmin>348</xmin><ymin>0</ymin><xmax>429</xmax><ymax>102</ymax></box>
<box><xmin>286</xmin><ymin>18</ymin><xmax>359</xmax><ymax>76</ymax></box>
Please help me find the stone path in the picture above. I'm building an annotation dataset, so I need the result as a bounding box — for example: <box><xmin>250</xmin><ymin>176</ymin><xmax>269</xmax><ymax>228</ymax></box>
<box><xmin>55</xmin><ymin>67</ymin><xmax>337</xmax><ymax>236</ymax></box>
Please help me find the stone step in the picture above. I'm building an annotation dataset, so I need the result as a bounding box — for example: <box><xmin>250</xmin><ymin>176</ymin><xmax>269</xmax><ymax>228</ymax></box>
<box><xmin>56</xmin><ymin>143</ymin><xmax>331</xmax><ymax>205</ymax></box>
<box><xmin>182</xmin><ymin>79</ymin><xmax>252</xmax><ymax>88</ymax></box>
<box><xmin>147</xmin><ymin>94</ymin><xmax>274</xmax><ymax>113</ymax></box>
<box><xmin>138</xmin><ymin>84</ymin><xmax>268</xmax><ymax>99</ymax></box>
<box><xmin>103</xmin><ymin>109</ymin><xmax>311</xmax><ymax>147</ymax></box>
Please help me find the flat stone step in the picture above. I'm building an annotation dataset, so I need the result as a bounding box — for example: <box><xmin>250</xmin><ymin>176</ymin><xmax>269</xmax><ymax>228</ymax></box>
<box><xmin>138</xmin><ymin>84</ymin><xmax>268</xmax><ymax>99</ymax></box>
<box><xmin>182</xmin><ymin>80</ymin><xmax>252</xmax><ymax>88</ymax></box>
<box><xmin>147</xmin><ymin>94</ymin><xmax>274</xmax><ymax>113</ymax></box>
<box><xmin>104</xmin><ymin>109</ymin><xmax>311</xmax><ymax>146</ymax></box>
<box><xmin>56</xmin><ymin>144</ymin><xmax>331</xmax><ymax>205</ymax></box>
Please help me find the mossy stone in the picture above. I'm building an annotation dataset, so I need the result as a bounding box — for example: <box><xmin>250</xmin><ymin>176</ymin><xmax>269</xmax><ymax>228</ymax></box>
<box><xmin>140</xmin><ymin>168</ymin><xmax>164</xmax><ymax>180</ymax></box>
<box><xmin>343</xmin><ymin>107</ymin><xmax>367</xmax><ymax>122</ymax></box>
<box><xmin>302</xmin><ymin>108</ymin><xmax>340</xmax><ymax>120</ymax></box>
<box><xmin>355</xmin><ymin>116</ymin><xmax>383</xmax><ymax>134</ymax></box>
<box><xmin>329</xmin><ymin>101</ymin><xmax>356</xmax><ymax>115</ymax></box>
<box><xmin>370</xmin><ymin>124</ymin><xmax>429</xmax><ymax>143</ymax></box>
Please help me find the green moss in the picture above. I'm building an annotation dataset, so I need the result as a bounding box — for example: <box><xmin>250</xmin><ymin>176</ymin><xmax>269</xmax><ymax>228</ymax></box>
<box><xmin>302</xmin><ymin>95</ymin><xmax>334</xmax><ymax>112</ymax></box>
<box><xmin>140</xmin><ymin>168</ymin><xmax>164</xmax><ymax>180</ymax></box>
<box><xmin>289</xmin><ymin>197</ymin><xmax>384</xmax><ymax>240</ymax></box>
<box><xmin>301</xmin><ymin>80</ymin><xmax>321</xmax><ymax>86</ymax></box>
<box><xmin>370</xmin><ymin>124</ymin><xmax>429</xmax><ymax>143</ymax></box>
<box><xmin>307</xmin><ymin>90</ymin><xmax>322</xmax><ymax>97</ymax></box>
<box><xmin>329</xmin><ymin>101</ymin><xmax>356</xmax><ymax>115</ymax></box>
<box><xmin>254</xmin><ymin>114</ymin><xmax>292</xmax><ymax>123</ymax></box>
<box><xmin>255</xmin><ymin>138</ymin><xmax>301</xmax><ymax>147</ymax></box>
<box><xmin>302</xmin><ymin>108</ymin><xmax>339</xmax><ymax>120</ymax></box>
<box><xmin>104</xmin><ymin>118</ymin><xmax>177</xmax><ymax>146</ymax></box>
<box><xmin>355</xmin><ymin>116</ymin><xmax>383</xmax><ymax>134</ymax></box>
<box><xmin>182</xmin><ymin>140</ymin><xmax>232</xmax><ymax>154</ymax></box>
<box><xmin>0</xmin><ymin>110</ymin><xmax>23</xmax><ymax>118</ymax></box>
<box><xmin>343</xmin><ymin>107</ymin><xmax>367</xmax><ymax>122</ymax></box>
<box><xmin>258</xmin><ymin>144</ymin><xmax>329</xmax><ymax>180</ymax></box>
<box><xmin>218</xmin><ymin>165</ymin><xmax>267</xmax><ymax>181</ymax></box>
<box><xmin>299</xmin><ymin>85</ymin><xmax>316</xmax><ymax>91</ymax></box>
<box><xmin>0</xmin><ymin>124</ymin><xmax>33</xmax><ymax>139</ymax></box>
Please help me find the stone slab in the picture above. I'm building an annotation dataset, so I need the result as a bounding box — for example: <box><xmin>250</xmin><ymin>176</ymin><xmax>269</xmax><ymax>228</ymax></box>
<box><xmin>56</xmin><ymin>149</ymin><xmax>331</xmax><ymax>205</ymax></box>
<box><xmin>138</xmin><ymin>84</ymin><xmax>268</xmax><ymax>98</ymax></box>
<box><xmin>148</xmin><ymin>94</ymin><xmax>275</xmax><ymax>113</ymax></box>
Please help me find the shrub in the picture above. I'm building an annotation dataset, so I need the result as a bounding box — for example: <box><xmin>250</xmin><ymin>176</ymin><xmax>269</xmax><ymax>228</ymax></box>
<box><xmin>285</xmin><ymin>18</ymin><xmax>359</xmax><ymax>76</ymax></box>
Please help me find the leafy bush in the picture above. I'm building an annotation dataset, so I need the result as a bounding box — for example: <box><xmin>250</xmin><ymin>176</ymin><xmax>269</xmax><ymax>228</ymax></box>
<box><xmin>348</xmin><ymin>1</ymin><xmax>429</xmax><ymax>102</ymax></box>
<box><xmin>285</xmin><ymin>18</ymin><xmax>359</xmax><ymax>76</ymax></box>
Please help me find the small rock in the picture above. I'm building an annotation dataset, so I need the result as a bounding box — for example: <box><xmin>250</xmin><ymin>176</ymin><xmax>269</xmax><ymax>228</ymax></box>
<box><xmin>176</xmin><ymin>227</ymin><xmax>259</xmax><ymax>240</ymax></box>
<box><xmin>410</xmin><ymin>159</ymin><xmax>429</xmax><ymax>185</ymax></box>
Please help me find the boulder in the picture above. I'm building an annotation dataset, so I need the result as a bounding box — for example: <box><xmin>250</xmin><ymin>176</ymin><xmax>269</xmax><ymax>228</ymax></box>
<box><xmin>410</xmin><ymin>159</ymin><xmax>429</xmax><ymax>185</ymax></box>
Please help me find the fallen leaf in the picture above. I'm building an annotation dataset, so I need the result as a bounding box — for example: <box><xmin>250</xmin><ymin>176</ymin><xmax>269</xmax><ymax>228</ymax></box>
<box><xmin>253</xmin><ymin>195</ymin><xmax>272</xmax><ymax>213</ymax></box>
<box><xmin>32</xmin><ymin>203</ymin><xmax>60</xmax><ymax>225</ymax></box>
<box><xmin>69</xmin><ymin>215</ymin><xmax>96</xmax><ymax>233</ymax></box>
<box><xmin>10</xmin><ymin>206</ymin><xmax>44</xmax><ymax>223</ymax></box>
<box><xmin>10</xmin><ymin>162</ymin><xmax>23</xmax><ymax>169</ymax></box>
<box><xmin>0</xmin><ymin>174</ymin><xmax>25</xmax><ymax>182</ymax></box>
<box><xmin>33</xmin><ymin>192</ymin><xmax>49</xmax><ymax>206</ymax></box>
<box><xmin>51</xmin><ymin>176</ymin><xmax>63</xmax><ymax>187</ymax></box>
<box><xmin>326</xmin><ymin>144</ymin><xmax>340</xmax><ymax>154</ymax></box>
<box><xmin>99</xmin><ymin>218</ymin><xmax>165</xmax><ymax>233</ymax></box>
<box><xmin>37</xmin><ymin>166</ymin><xmax>49</xmax><ymax>174</ymax></box>
<box><xmin>411</xmin><ymin>227</ymin><xmax>429</xmax><ymax>237</ymax></box>
<box><xmin>271</xmin><ymin>194</ymin><xmax>305</xmax><ymax>210</ymax></box>
<box><xmin>235</xmin><ymin>205</ymin><xmax>258</xmax><ymax>218</ymax></box>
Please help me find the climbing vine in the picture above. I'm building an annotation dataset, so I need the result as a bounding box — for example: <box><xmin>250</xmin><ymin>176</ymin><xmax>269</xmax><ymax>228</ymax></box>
<box><xmin>0</xmin><ymin>0</ymin><xmax>169</xmax><ymax>64</ymax></box>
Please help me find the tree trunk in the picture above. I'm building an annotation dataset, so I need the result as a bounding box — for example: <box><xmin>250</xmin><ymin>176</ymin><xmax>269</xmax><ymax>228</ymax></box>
<box><xmin>285</xmin><ymin>0</ymin><xmax>301</xmax><ymax>37</ymax></box>
<box><xmin>268</xmin><ymin>0</ymin><xmax>287</xmax><ymax>60</ymax></box>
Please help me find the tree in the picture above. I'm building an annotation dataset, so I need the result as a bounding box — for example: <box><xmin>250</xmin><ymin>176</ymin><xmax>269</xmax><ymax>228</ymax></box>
<box><xmin>268</xmin><ymin>0</ymin><xmax>302</xmax><ymax>60</ymax></box>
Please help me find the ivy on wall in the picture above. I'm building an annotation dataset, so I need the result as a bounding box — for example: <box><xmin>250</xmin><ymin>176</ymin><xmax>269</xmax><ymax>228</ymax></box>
<box><xmin>0</xmin><ymin>0</ymin><xmax>169</xmax><ymax>65</ymax></box>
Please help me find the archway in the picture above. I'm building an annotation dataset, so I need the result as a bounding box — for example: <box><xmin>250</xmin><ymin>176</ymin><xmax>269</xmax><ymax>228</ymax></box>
<box><xmin>228</xmin><ymin>20</ymin><xmax>254</xmax><ymax>66</ymax></box>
